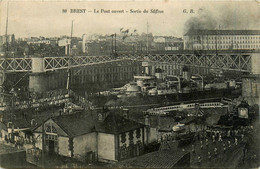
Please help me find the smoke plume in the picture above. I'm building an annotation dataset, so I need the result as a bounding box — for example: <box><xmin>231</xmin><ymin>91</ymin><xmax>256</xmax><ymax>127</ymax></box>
<box><xmin>184</xmin><ymin>4</ymin><xmax>260</xmax><ymax>34</ymax></box>
<box><xmin>184</xmin><ymin>8</ymin><xmax>218</xmax><ymax>33</ymax></box>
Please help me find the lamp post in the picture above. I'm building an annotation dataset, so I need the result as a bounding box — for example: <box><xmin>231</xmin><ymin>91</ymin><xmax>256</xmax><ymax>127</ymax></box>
<box><xmin>41</xmin><ymin>121</ymin><xmax>45</xmax><ymax>167</ymax></box>
<box><xmin>114</xmin><ymin>33</ymin><xmax>117</xmax><ymax>53</ymax></box>
<box><xmin>111</xmin><ymin>34</ymin><xmax>114</xmax><ymax>54</ymax></box>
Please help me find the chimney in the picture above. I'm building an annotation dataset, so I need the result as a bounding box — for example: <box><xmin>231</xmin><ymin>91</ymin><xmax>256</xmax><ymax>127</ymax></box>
<box><xmin>122</xmin><ymin>109</ymin><xmax>129</xmax><ymax>119</ymax></box>
<box><xmin>97</xmin><ymin>107</ymin><xmax>108</xmax><ymax>121</ymax></box>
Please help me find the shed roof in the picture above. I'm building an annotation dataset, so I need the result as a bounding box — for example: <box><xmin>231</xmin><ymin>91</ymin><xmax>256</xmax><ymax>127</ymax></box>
<box><xmin>51</xmin><ymin>113</ymin><xmax>96</xmax><ymax>137</ymax></box>
<box><xmin>34</xmin><ymin>111</ymin><xmax>145</xmax><ymax>137</ymax></box>
<box><xmin>95</xmin><ymin>112</ymin><xmax>145</xmax><ymax>134</ymax></box>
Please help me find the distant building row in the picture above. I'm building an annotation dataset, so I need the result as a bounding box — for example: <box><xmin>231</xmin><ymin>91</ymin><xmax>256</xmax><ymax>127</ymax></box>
<box><xmin>184</xmin><ymin>30</ymin><xmax>260</xmax><ymax>50</ymax></box>
<box><xmin>2</xmin><ymin>29</ymin><xmax>260</xmax><ymax>57</ymax></box>
<box><xmin>0</xmin><ymin>34</ymin><xmax>15</xmax><ymax>46</ymax></box>
<box><xmin>81</xmin><ymin>34</ymin><xmax>184</xmax><ymax>55</ymax></box>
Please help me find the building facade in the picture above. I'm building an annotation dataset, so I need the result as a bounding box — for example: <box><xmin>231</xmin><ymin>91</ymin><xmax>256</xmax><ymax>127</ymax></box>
<box><xmin>242</xmin><ymin>74</ymin><xmax>260</xmax><ymax>105</ymax></box>
<box><xmin>184</xmin><ymin>30</ymin><xmax>260</xmax><ymax>50</ymax></box>
<box><xmin>0</xmin><ymin>34</ymin><xmax>15</xmax><ymax>46</ymax></box>
<box><xmin>153</xmin><ymin>36</ymin><xmax>184</xmax><ymax>51</ymax></box>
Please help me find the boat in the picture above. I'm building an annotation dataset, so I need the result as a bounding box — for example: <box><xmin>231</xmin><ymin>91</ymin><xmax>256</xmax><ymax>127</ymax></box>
<box><xmin>172</xmin><ymin>123</ymin><xmax>185</xmax><ymax>132</ymax></box>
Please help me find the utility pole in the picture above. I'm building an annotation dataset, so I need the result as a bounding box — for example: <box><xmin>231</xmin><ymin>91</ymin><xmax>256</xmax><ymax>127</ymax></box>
<box><xmin>114</xmin><ymin>33</ymin><xmax>117</xmax><ymax>53</ymax></box>
<box><xmin>70</xmin><ymin>20</ymin><xmax>74</xmax><ymax>56</ymax></box>
<box><xmin>146</xmin><ymin>21</ymin><xmax>149</xmax><ymax>54</ymax></box>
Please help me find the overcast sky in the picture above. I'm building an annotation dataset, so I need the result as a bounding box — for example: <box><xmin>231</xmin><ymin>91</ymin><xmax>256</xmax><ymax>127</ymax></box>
<box><xmin>0</xmin><ymin>0</ymin><xmax>260</xmax><ymax>38</ymax></box>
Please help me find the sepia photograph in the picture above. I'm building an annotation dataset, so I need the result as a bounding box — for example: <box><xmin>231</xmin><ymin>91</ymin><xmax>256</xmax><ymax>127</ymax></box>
<box><xmin>0</xmin><ymin>0</ymin><xmax>259</xmax><ymax>168</ymax></box>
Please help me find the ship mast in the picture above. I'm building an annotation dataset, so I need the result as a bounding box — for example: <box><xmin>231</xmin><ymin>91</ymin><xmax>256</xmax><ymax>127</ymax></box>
<box><xmin>5</xmin><ymin>1</ymin><xmax>9</xmax><ymax>53</ymax></box>
<box><xmin>66</xmin><ymin>20</ymin><xmax>74</xmax><ymax>91</ymax></box>
<box><xmin>1</xmin><ymin>2</ymin><xmax>9</xmax><ymax>89</ymax></box>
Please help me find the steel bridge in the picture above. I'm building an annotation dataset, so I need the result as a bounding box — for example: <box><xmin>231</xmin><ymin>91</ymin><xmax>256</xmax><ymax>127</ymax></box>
<box><xmin>0</xmin><ymin>53</ymin><xmax>256</xmax><ymax>73</ymax></box>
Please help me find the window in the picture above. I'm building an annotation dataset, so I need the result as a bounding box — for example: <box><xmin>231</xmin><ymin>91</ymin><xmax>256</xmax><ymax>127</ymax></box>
<box><xmin>52</xmin><ymin>126</ymin><xmax>57</xmax><ymax>133</ymax></box>
<box><xmin>136</xmin><ymin>128</ymin><xmax>141</xmax><ymax>139</ymax></box>
<box><xmin>46</xmin><ymin>125</ymin><xmax>51</xmax><ymax>132</ymax></box>
<box><xmin>45</xmin><ymin>134</ymin><xmax>57</xmax><ymax>141</ymax></box>
<box><xmin>45</xmin><ymin>124</ymin><xmax>57</xmax><ymax>133</ymax></box>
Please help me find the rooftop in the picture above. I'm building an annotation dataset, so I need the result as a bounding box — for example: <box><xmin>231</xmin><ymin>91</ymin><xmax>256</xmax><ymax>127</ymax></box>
<box><xmin>114</xmin><ymin>150</ymin><xmax>190</xmax><ymax>168</ymax></box>
<box><xmin>51</xmin><ymin>112</ymin><xmax>96</xmax><ymax>137</ymax></box>
<box><xmin>184</xmin><ymin>29</ymin><xmax>260</xmax><ymax>36</ymax></box>
<box><xmin>34</xmin><ymin>111</ymin><xmax>145</xmax><ymax>137</ymax></box>
<box><xmin>95</xmin><ymin>112</ymin><xmax>145</xmax><ymax>134</ymax></box>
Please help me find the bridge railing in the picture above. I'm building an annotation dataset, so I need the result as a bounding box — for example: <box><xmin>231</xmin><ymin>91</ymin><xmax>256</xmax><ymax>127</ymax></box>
<box><xmin>0</xmin><ymin>57</ymin><xmax>32</xmax><ymax>72</ymax></box>
<box><xmin>119</xmin><ymin>53</ymin><xmax>252</xmax><ymax>72</ymax></box>
<box><xmin>142</xmin><ymin>53</ymin><xmax>252</xmax><ymax>72</ymax></box>
<box><xmin>0</xmin><ymin>53</ymin><xmax>253</xmax><ymax>72</ymax></box>
<box><xmin>43</xmin><ymin>55</ymin><xmax>127</xmax><ymax>71</ymax></box>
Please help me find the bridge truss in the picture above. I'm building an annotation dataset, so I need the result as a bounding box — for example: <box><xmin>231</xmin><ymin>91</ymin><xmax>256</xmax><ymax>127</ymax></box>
<box><xmin>0</xmin><ymin>58</ymin><xmax>32</xmax><ymax>72</ymax></box>
<box><xmin>0</xmin><ymin>53</ymin><xmax>252</xmax><ymax>73</ymax></box>
<box><xmin>43</xmin><ymin>55</ymin><xmax>131</xmax><ymax>71</ymax></box>
<box><xmin>140</xmin><ymin>53</ymin><xmax>252</xmax><ymax>72</ymax></box>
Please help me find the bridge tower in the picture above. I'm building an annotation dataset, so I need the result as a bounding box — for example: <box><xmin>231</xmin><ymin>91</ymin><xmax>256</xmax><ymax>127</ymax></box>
<box><xmin>242</xmin><ymin>53</ymin><xmax>260</xmax><ymax>105</ymax></box>
<box><xmin>29</xmin><ymin>57</ymin><xmax>48</xmax><ymax>92</ymax></box>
